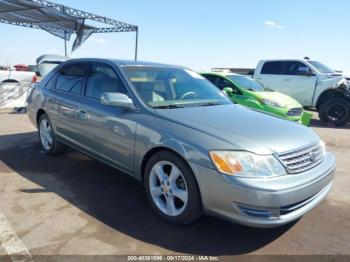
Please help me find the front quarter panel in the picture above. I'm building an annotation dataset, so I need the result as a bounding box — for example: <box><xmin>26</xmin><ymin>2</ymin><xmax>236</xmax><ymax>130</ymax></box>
<box><xmin>133</xmin><ymin>112</ymin><xmax>235</xmax><ymax>179</ymax></box>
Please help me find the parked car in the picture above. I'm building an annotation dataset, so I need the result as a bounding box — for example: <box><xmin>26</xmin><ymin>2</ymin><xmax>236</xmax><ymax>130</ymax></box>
<box><xmin>201</xmin><ymin>72</ymin><xmax>311</xmax><ymax>126</ymax></box>
<box><xmin>0</xmin><ymin>68</ymin><xmax>35</xmax><ymax>83</ymax></box>
<box><xmin>27</xmin><ymin>58</ymin><xmax>336</xmax><ymax>227</ymax></box>
<box><xmin>252</xmin><ymin>59</ymin><xmax>350</xmax><ymax>126</ymax></box>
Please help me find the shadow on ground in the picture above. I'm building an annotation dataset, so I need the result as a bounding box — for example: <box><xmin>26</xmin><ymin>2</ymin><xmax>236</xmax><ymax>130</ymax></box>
<box><xmin>0</xmin><ymin>132</ymin><xmax>296</xmax><ymax>256</ymax></box>
<box><xmin>309</xmin><ymin>118</ymin><xmax>350</xmax><ymax>129</ymax></box>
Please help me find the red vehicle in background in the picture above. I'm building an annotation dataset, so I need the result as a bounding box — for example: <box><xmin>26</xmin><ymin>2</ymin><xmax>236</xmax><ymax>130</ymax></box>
<box><xmin>13</xmin><ymin>64</ymin><xmax>29</xmax><ymax>72</ymax></box>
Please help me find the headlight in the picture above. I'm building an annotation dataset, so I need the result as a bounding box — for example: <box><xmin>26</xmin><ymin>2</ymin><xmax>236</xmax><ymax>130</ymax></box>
<box><xmin>333</xmin><ymin>79</ymin><xmax>347</xmax><ymax>88</ymax></box>
<box><xmin>260</xmin><ymin>99</ymin><xmax>284</xmax><ymax>108</ymax></box>
<box><xmin>209</xmin><ymin>151</ymin><xmax>286</xmax><ymax>178</ymax></box>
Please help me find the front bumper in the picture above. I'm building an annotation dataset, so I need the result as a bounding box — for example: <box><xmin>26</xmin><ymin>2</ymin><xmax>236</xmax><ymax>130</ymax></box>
<box><xmin>190</xmin><ymin>152</ymin><xmax>336</xmax><ymax>228</ymax></box>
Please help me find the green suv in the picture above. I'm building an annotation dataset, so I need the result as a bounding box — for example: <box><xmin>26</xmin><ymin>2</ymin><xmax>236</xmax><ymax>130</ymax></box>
<box><xmin>202</xmin><ymin>72</ymin><xmax>311</xmax><ymax>126</ymax></box>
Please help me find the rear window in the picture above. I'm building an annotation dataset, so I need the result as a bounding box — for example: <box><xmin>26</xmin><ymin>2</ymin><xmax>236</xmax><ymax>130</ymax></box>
<box><xmin>261</xmin><ymin>62</ymin><xmax>283</xmax><ymax>75</ymax></box>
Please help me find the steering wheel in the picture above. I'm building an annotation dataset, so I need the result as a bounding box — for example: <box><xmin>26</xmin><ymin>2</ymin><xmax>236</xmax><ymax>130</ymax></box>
<box><xmin>180</xmin><ymin>91</ymin><xmax>197</xmax><ymax>100</ymax></box>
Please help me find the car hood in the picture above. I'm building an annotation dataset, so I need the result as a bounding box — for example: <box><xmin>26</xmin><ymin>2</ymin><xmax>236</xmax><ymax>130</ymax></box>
<box><xmin>155</xmin><ymin>104</ymin><xmax>319</xmax><ymax>155</ymax></box>
<box><xmin>252</xmin><ymin>91</ymin><xmax>302</xmax><ymax>108</ymax></box>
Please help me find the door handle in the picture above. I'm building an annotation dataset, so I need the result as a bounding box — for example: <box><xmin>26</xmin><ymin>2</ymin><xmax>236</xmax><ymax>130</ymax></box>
<box><xmin>78</xmin><ymin>110</ymin><xmax>88</xmax><ymax>120</ymax></box>
<box><xmin>284</xmin><ymin>79</ymin><xmax>291</xmax><ymax>82</ymax></box>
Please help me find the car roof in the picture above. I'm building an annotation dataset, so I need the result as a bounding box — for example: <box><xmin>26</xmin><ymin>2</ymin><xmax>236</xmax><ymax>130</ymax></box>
<box><xmin>259</xmin><ymin>59</ymin><xmax>306</xmax><ymax>63</ymax></box>
<box><xmin>61</xmin><ymin>58</ymin><xmax>184</xmax><ymax>69</ymax></box>
<box><xmin>202</xmin><ymin>72</ymin><xmax>241</xmax><ymax>77</ymax></box>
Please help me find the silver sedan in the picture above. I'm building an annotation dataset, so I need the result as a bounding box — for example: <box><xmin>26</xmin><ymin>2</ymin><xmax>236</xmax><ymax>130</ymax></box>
<box><xmin>27</xmin><ymin>59</ymin><xmax>336</xmax><ymax>227</ymax></box>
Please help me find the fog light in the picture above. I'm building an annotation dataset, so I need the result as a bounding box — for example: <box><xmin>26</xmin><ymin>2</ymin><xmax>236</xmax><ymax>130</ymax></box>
<box><xmin>237</xmin><ymin>204</ymin><xmax>273</xmax><ymax>218</ymax></box>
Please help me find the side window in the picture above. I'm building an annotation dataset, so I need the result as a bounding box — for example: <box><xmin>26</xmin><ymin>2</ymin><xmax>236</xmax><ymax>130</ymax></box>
<box><xmin>43</xmin><ymin>73</ymin><xmax>58</xmax><ymax>89</ymax></box>
<box><xmin>85</xmin><ymin>64</ymin><xmax>127</xmax><ymax>100</ymax></box>
<box><xmin>203</xmin><ymin>75</ymin><xmax>217</xmax><ymax>85</ymax></box>
<box><xmin>55</xmin><ymin>64</ymin><xmax>87</xmax><ymax>95</ymax></box>
<box><xmin>283</xmin><ymin>61</ymin><xmax>311</xmax><ymax>75</ymax></box>
<box><xmin>215</xmin><ymin>77</ymin><xmax>235</xmax><ymax>90</ymax></box>
<box><xmin>261</xmin><ymin>62</ymin><xmax>283</xmax><ymax>75</ymax></box>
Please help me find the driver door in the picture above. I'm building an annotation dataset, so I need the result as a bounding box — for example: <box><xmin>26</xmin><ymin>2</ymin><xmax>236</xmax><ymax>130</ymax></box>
<box><xmin>279</xmin><ymin>61</ymin><xmax>317</xmax><ymax>106</ymax></box>
<box><xmin>76</xmin><ymin>62</ymin><xmax>137</xmax><ymax>173</ymax></box>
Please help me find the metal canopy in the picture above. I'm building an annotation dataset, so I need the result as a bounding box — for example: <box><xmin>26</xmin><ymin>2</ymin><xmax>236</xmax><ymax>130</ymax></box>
<box><xmin>0</xmin><ymin>0</ymin><xmax>139</xmax><ymax>60</ymax></box>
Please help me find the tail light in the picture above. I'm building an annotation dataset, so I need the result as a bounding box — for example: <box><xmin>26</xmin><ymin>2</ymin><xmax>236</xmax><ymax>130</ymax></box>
<box><xmin>32</xmin><ymin>75</ymin><xmax>38</xmax><ymax>83</ymax></box>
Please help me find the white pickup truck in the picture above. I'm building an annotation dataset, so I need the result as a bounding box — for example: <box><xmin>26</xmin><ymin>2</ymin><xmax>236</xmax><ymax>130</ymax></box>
<box><xmin>0</xmin><ymin>69</ymin><xmax>35</xmax><ymax>83</ymax></box>
<box><xmin>252</xmin><ymin>59</ymin><xmax>350</xmax><ymax>126</ymax></box>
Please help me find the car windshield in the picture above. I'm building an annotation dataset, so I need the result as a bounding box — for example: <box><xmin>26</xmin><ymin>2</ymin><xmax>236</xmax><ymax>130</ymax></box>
<box><xmin>226</xmin><ymin>75</ymin><xmax>266</xmax><ymax>92</ymax></box>
<box><xmin>309</xmin><ymin>61</ymin><xmax>335</xmax><ymax>74</ymax></box>
<box><xmin>123</xmin><ymin>66</ymin><xmax>230</xmax><ymax>108</ymax></box>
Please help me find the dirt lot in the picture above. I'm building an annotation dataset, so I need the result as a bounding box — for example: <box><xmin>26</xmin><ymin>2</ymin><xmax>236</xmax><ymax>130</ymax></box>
<box><xmin>0</xmin><ymin>111</ymin><xmax>349</xmax><ymax>260</ymax></box>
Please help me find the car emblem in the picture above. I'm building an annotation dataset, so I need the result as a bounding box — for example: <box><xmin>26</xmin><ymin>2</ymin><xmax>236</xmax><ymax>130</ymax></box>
<box><xmin>309</xmin><ymin>151</ymin><xmax>318</xmax><ymax>163</ymax></box>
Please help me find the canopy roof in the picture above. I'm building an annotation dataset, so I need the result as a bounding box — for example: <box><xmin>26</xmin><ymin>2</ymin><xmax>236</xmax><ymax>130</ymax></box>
<box><xmin>0</xmin><ymin>0</ymin><xmax>138</xmax><ymax>56</ymax></box>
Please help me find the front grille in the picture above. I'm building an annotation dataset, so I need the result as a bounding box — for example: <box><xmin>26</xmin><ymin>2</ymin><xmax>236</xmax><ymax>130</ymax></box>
<box><xmin>287</xmin><ymin>107</ymin><xmax>303</xmax><ymax>116</ymax></box>
<box><xmin>278</xmin><ymin>143</ymin><xmax>324</xmax><ymax>173</ymax></box>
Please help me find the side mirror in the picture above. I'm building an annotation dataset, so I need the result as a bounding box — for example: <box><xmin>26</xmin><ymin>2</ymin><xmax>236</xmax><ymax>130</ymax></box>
<box><xmin>101</xmin><ymin>92</ymin><xmax>136</xmax><ymax>109</ymax></box>
<box><xmin>223</xmin><ymin>87</ymin><xmax>234</xmax><ymax>96</ymax></box>
<box><xmin>298</xmin><ymin>67</ymin><xmax>314</xmax><ymax>77</ymax></box>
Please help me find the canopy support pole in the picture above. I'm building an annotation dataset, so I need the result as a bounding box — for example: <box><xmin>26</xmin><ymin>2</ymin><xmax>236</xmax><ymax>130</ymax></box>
<box><xmin>134</xmin><ymin>27</ymin><xmax>138</xmax><ymax>61</ymax></box>
<box><xmin>64</xmin><ymin>31</ymin><xmax>68</xmax><ymax>57</ymax></box>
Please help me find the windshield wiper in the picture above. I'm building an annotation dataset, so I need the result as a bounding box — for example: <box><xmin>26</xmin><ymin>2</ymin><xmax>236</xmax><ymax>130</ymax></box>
<box><xmin>153</xmin><ymin>104</ymin><xmax>184</xmax><ymax>109</ymax></box>
<box><xmin>197</xmin><ymin>102</ymin><xmax>223</xmax><ymax>107</ymax></box>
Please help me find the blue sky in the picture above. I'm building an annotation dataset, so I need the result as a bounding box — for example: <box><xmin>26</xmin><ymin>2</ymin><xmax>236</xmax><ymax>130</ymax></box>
<box><xmin>1</xmin><ymin>0</ymin><xmax>349</xmax><ymax>72</ymax></box>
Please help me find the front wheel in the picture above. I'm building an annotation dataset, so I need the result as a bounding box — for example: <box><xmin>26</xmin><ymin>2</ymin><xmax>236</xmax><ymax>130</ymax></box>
<box><xmin>318</xmin><ymin>98</ymin><xmax>350</xmax><ymax>126</ymax></box>
<box><xmin>144</xmin><ymin>151</ymin><xmax>202</xmax><ymax>225</ymax></box>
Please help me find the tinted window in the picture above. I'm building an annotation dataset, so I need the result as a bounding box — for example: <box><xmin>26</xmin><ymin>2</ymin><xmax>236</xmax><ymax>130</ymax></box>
<box><xmin>55</xmin><ymin>64</ymin><xmax>87</xmax><ymax>94</ymax></box>
<box><xmin>261</xmin><ymin>62</ymin><xmax>283</xmax><ymax>75</ymax></box>
<box><xmin>203</xmin><ymin>75</ymin><xmax>218</xmax><ymax>85</ymax></box>
<box><xmin>215</xmin><ymin>77</ymin><xmax>235</xmax><ymax>90</ymax></box>
<box><xmin>283</xmin><ymin>61</ymin><xmax>310</xmax><ymax>75</ymax></box>
<box><xmin>44</xmin><ymin>73</ymin><xmax>58</xmax><ymax>89</ymax></box>
<box><xmin>85</xmin><ymin>64</ymin><xmax>127</xmax><ymax>100</ymax></box>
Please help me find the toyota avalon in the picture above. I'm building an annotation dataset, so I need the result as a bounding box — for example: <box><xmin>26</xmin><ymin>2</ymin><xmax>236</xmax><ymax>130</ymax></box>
<box><xmin>27</xmin><ymin>59</ymin><xmax>336</xmax><ymax>227</ymax></box>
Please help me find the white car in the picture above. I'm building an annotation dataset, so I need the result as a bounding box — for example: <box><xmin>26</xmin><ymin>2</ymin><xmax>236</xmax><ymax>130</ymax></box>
<box><xmin>0</xmin><ymin>69</ymin><xmax>35</xmax><ymax>83</ymax></box>
<box><xmin>253</xmin><ymin>59</ymin><xmax>350</xmax><ymax>126</ymax></box>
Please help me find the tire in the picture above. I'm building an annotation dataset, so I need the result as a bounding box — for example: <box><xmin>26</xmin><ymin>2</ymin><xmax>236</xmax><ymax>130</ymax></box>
<box><xmin>38</xmin><ymin>114</ymin><xmax>65</xmax><ymax>155</ymax></box>
<box><xmin>318</xmin><ymin>98</ymin><xmax>350</xmax><ymax>127</ymax></box>
<box><xmin>144</xmin><ymin>150</ymin><xmax>202</xmax><ymax>225</ymax></box>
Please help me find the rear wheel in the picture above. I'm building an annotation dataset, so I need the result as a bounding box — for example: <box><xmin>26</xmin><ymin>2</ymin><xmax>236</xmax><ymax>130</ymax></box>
<box><xmin>144</xmin><ymin>150</ymin><xmax>202</xmax><ymax>225</ymax></box>
<box><xmin>38</xmin><ymin>114</ymin><xmax>65</xmax><ymax>155</ymax></box>
<box><xmin>319</xmin><ymin>98</ymin><xmax>350</xmax><ymax>126</ymax></box>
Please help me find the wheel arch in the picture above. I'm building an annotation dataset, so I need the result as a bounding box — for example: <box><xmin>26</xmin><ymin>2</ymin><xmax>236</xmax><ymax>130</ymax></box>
<box><xmin>36</xmin><ymin>108</ymin><xmax>47</xmax><ymax>126</ymax></box>
<box><xmin>316</xmin><ymin>88</ymin><xmax>350</xmax><ymax>110</ymax></box>
<box><xmin>1</xmin><ymin>79</ymin><xmax>19</xmax><ymax>84</ymax></box>
<box><xmin>140</xmin><ymin>146</ymin><xmax>189</xmax><ymax>181</ymax></box>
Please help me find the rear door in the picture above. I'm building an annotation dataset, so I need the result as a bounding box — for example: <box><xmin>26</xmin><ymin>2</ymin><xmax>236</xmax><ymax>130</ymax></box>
<box><xmin>75</xmin><ymin>62</ymin><xmax>137</xmax><ymax>173</ymax></box>
<box><xmin>54</xmin><ymin>63</ymin><xmax>89</xmax><ymax>143</ymax></box>
<box><xmin>254</xmin><ymin>61</ymin><xmax>286</xmax><ymax>93</ymax></box>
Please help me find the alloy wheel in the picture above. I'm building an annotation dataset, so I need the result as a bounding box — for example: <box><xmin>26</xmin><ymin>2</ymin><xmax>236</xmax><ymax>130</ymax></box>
<box><xmin>39</xmin><ymin>118</ymin><xmax>53</xmax><ymax>151</ymax></box>
<box><xmin>149</xmin><ymin>161</ymin><xmax>188</xmax><ymax>216</ymax></box>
